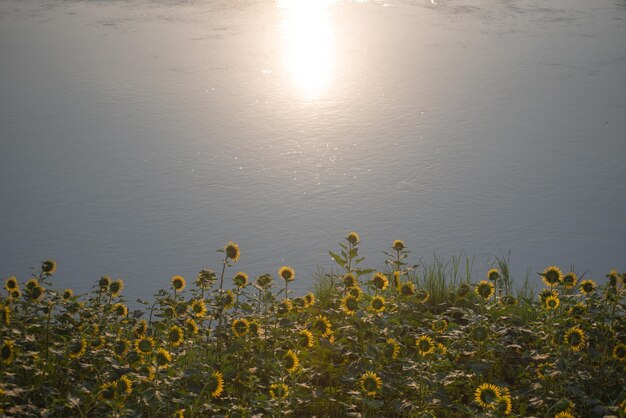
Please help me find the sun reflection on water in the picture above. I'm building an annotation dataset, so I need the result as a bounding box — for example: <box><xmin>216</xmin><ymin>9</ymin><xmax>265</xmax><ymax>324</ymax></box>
<box><xmin>278</xmin><ymin>0</ymin><xmax>336</xmax><ymax>100</ymax></box>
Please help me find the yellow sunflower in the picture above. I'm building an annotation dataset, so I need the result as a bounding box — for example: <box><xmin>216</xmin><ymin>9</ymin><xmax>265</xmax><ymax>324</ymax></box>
<box><xmin>5</xmin><ymin>276</ymin><xmax>18</xmax><ymax>291</ymax></box>
<box><xmin>370</xmin><ymin>296</ymin><xmax>385</xmax><ymax>313</ymax></box>
<box><xmin>562</xmin><ymin>272</ymin><xmax>578</xmax><ymax>289</ymax></box>
<box><xmin>69</xmin><ymin>338</ymin><xmax>87</xmax><ymax>359</ymax></box>
<box><xmin>399</xmin><ymin>282</ymin><xmax>416</xmax><ymax>297</ymax></box>
<box><xmin>117</xmin><ymin>375</ymin><xmax>133</xmax><ymax>395</ymax></box>
<box><xmin>487</xmin><ymin>268</ymin><xmax>500</xmax><ymax>281</ymax></box>
<box><xmin>135</xmin><ymin>335</ymin><xmax>155</xmax><ymax>355</ymax></box>
<box><xmin>612</xmin><ymin>342</ymin><xmax>626</xmax><ymax>362</ymax></box>
<box><xmin>233</xmin><ymin>272</ymin><xmax>248</xmax><ymax>288</ymax></box>
<box><xmin>209</xmin><ymin>371</ymin><xmax>224</xmax><ymax>398</ymax></box>
<box><xmin>298</xmin><ymin>330</ymin><xmax>314</xmax><ymax>348</ymax></box>
<box><xmin>224</xmin><ymin>241</ymin><xmax>240</xmax><ymax>262</ymax></box>
<box><xmin>346</xmin><ymin>231</ymin><xmax>360</xmax><ymax>245</ymax></box>
<box><xmin>62</xmin><ymin>289</ymin><xmax>74</xmax><ymax>300</ymax></box>
<box><xmin>303</xmin><ymin>292</ymin><xmax>316</xmax><ymax>308</ymax></box>
<box><xmin>580</xmin><ymin>279</ymin><xmax>596</xmax><ymax>295</ymax></box>
<box><xmin>113</xmin><ymin>340</ymin><xmax>130</xmax><ymax>359</ymax></box>
<box><xmin>113</xmin><ymin>303</ymin><xmax>128</xmax><ymax>317</ymax></box>
<box><xmin>232</xmin><ymin>318</ymin><xmax>250</xmax><ymax>337</ymax></box>
<box><xmin>475</xmin><ymin>280</ymin><xmax>495</xmax><ymax>300</ymax></box>
<box><xmin>343</xmin><ymin>273</ymin><xmax>357</xmax><ymax>288</ymax></box>
<box><xmin>383</xmin><ymin>338</ymin><xmax>400</xmax><ymax>361</ymax></box>
<box><xmin>359</xmin><ymin>371</ymin><xmax>382</xmax><ymax>397</ymax></box>
<box><xmin>185</xmin><ymin>318</ymin><xmax>199</xmax><ymax>335</ymax></box>
<box><xmin>372</xmin><ymin>273</ymin><xmax>389</xmax><ymax>291</ymax></box>
<box><xmin>135</xmin><ymin>320</ymin><xmax>148</xmax><ymax>337</ymax></box>
<box><xmin>99</xmin><ymin>382</ymin><xmax>116</xmax><ymax>402</ymax></box>
<box><xmin>41</xmin><ymin>260</ymin><xmax>57</xmax><ymax>275</ymax></box>
<box><xmin>431</xmin><ymin>318</ymin><xmax>448</xmax><ymax>333</ymax></box>
<box><xmin>171</xmin><ymin>275</ymin><xmax>186</xmax><ymax>291</ymax></box>
<box><xmin>474</xmin><ymin>383</ymin><xmax>501</xmax><ymax>410</ymax></box>
<box><xmin>347</xmin><ymin>286</ymin><xmax>363</xmax><ymax>300</ymax></box>
<box><xmin>554</xmin><ymin>412</ymin><xmax>575</xmax><ymax>418</ymax></box>
<box><xmin>110</xmin><ymin>279</ymin><xmax>124</xmax><ymax>297</ymax></box>
<box><xmin>564</xmin><ymin>326</ymin><xmax>586</xmax><ymax>352</ymax></box>
<box><xmin>277</xmin><ymin>299</ymin><xmax>293</xmax><ymax>315</ymax></box>
<box><xmin>99</xmin><ymin>275</ymin><xmax>111</xmax><ymax>290</ymax></box>
<box><xmin>1</xmin><ymin>339</ymin><xmax>15</xmax><ymax>365</ymax></box>
<box><xmin>416</xmin><ymin>289</ymin><xmax>430</xmax><ymax>303</ymax></box>
<box><xmin>168</xmin><ymin>325</ymin><xmax>184</xmax><ymax>347</ymax></box>
<box><xmin>312</xmin><ymin>315</ymin><xmax>332</xmax><ymax>337</ymax></box>
<box><xmin>278</xmin><ymin>266</ymin><xmax>295</xmax><ymax>282</ymax></box>
<box><xmin>544</xmin><ymin>295</ymin><xmax>560</xmax><ymax>311</ymax></box>
<box><xmin>392</xmin><ymin>240</ymin><xmax>405</xmax><ymax>251</ymax></box>
<box><xmin>190</xmin><ymin>299</ymin><xmax>207</xmax><ymax>318</ymax></box>
<box><xmin>415</xmin><ymin>335</ymin><xmax>435</xmax><ymax>356</ymax></box>
<box><xmin>283</xmin><ymin>350</ymin><xmax>299</xmax><ymax>373</ymax></box>
<box><xmin>269</xmin><ymin>382</ymin><xmax>289</xmax><ymax>399</ymax></box>
<box><xmin>539</xmin><ymin>288</ymin><xmax>559</xmax><ymax>302</ymax></box>
<box><xmin>340</xmin><ymin>295</ymin><xmax>359</xmax><ymax>316</ymax></box>
<box><xmin>496</xmin><ymin>389</ymin><xmax>513</xmax><ymax>415</ymax></box>
<box><xmin>155</xmin><ymin>348</ymin><xmax>172</xmax><ymax>368</ymax></box>
<box><xmin>1</xmin><ymin>305</ymin><xmax>10</xmax><ymax>326</ymax></box>
<box><xmin>541</xmin><ymin>266</ymin><xmax>563</xmax><ymax>287</ymax></box>
<box><xmin>535</xmin><ymin>362</ymin><xmax>553</xmax><ymax>380</ymax></box>
<box><xmin>222</xmin><ymin>290</ymin><xmax>235</xmax><ymax>310</ymax></box>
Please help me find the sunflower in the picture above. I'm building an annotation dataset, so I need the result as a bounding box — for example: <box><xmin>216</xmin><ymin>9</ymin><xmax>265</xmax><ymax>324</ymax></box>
<box><xmin>171</xmin><ymin>275</ymin><xmax>186</xmax><ymax>291</ymax></box>
<box><xmin>69</xmin><ymin>338</ymin><xmax>87</xmax><ymax>359</ymax></box>
<box><xmin>370</xmin><ymin>296</ymin><xmax>385</xmax><ymax>313</ymax></box>
<box><xmin>346</xmin><ymin>231</ymin><xmax>360</xmax><ymax>245</ymax></box>
<box><xmin>117</xmin><ymin>375</ymin><xmax>133</xmax><ymax>395</ymax></box>
<box><xmin>544</xmin><ymin>295</ymin><xmax>560</xmax><ymax>311</ymax></box>
<box><xmin>359</xmin><ymin>371</ymin><xmax>382</xmax><ymax>397</ymax></box>
<box><xmin>535</xmin><ymin>362</ymin><xmax>554</xmax><ymax>380</ymax></box>
<box><xmin>233</xmin><ymin>272</ymin><xmax>248</xmax><ymax>288</ymax></box>
<box><xmin>399</xmin><ymin>282</ymin><xmax>416</xmax><ymax>297</ymax></box>
<box><xmin>256</xmin><ymin>273</ymin><xmax>273</xmax><ymax>289</ymax></box>
<box><xmin>135</xmin><ymin>336</ymin><xmax>155</xmax><ymax>355</ymax></box>
<box><xmin>224</xmin><ymin>241</ymin><xmax>240</xmax><ymax>262</ymax></box>
<box><xmin>303</xmin><ymin>292</ymin><xmax>316</xmax><ymax>308</ymax></box>
<box><xmin>232</xmin><ymin>318</ymin><xmax>249</xmax><ymax>337</ymax></box>
<box><xmin>340</xmin><ymin>295</ymin><xmax>359</xmax><ymax>316</ymax></box>
<box><xmin>106</xmin><ymin>278</ymin><xmax>123</xmax><ymax>296</ymax></box>
<box><xmin>190</xmin><ymin>299</ymin><xmax>207</xmax><ymax>318</ymax></box>
<box><xmin>135</xmin><ymin>320</ymin><xmax>148</xmax><ymax>337</ymax></box>
<box><xmin>435</xmin><ymin>342</ymin><xmax>447</xmax><ymax>355</ymax></box>
<box><xmin>277</xmin><ymin>299</ymin><xmax>293</xmax><ymax>315</ymax></box>
<box><xmin>185</xmin><ymin>318</ymin><xmax>199</xmax><ymax>335</ymax></box>
<box><xmin>173</xmin><ymin>410</ymin><xmax>185</xmax><ymax>418</ymax></box>
<box><xmin>99</xmin><ymin>382</ymin><xmax>116</xmax><ymax>402</ymax></box>
<box><xmin>580</xmin><ymin>279</ymin><xmax>596</xmax><ymax>295</ymax></box>
<box><xmin>474</xmin><ymin>383</ymin><xmax>501</xmax><ymax>410</ymax></box>
<box><xmin>196</xmin><ymin>269</ymin><xmax>216</xmax><ymax>288</ymax></box>
<box><xmin>347</xmin><ymin>286</ymin><xmax>363</xmax><ymax>300</ymax></box>
<box><xmin>113</xmin><ymin>303</ymin><xmax>128</xmax><ymax>317</ymax></box>
<box><xmin>41</xmin><ymin>260</ymin><xmax>57</xmax><ymax>275</ymax></box>
<box><xmin>392</xmin><ymin>240</ymin><xmax>405</xmax><ymax>251</ymax></box>
<box><xmin>222</xmin><ymin>290</ymin><xmax>235</xmax><ymax>310</ymax></box>
<box><xmin>168</xmin><ymin>325</ymin><xmax>184</xmax><ymax>347</ymax></box>
<box><xmin>113</xmin><ymin>340</ymin><xmax>130</xmax><ymax>359</ymax></box>
<box><xmin>416</xmin><ymin>289</ymin><xmax>430</xmax><ymax>303</ymax></box>
<box><xmin>278</xmin><ymin>266</ymin><xmax>295</xmax><ymax>282</ymax></box>
<box><xmin>155</xmin><ymin>348</ymin><xmax>172</xmax><ymax>368</ymax></box>
<box><xmin>607</xmin><ymin>269</ymin><xmax>620</xmax><ymax>287</ymax></box>
<box><xmin>612</xmin><ymin>342</ymin><xmax>626</xmax><ymax>362</ymax></box>
<box><xmin>283</xmin><ymin>350</ymin><xmax>299</xmax><ymax>373</ymax></box>
<box><xmin>5</xmin><ymin>276</ymin><xmax>18</xmax><ymax>291</ymax></box>
<box><xmin>475</xmin><ymin>280</ymin><xmax>495</xmax><ymax>300</ymax></box>
<box><xmin>564</xmin><ymin>326</ymin><xmax>586</xmax><ymax>352</ymax></box>
<box><xmin>248</xmin><ymin>321</ymin><xmax>260</xmax><ymax>336</ymax></box>
<box><xmin>431</xmin><ymin>318</ymin><xmax>448</xmax><ymax>333</ymax></box>
<box><xmin>91</xmin><ymin>336</ymin><xmax>105</xmax><ymax>350</ymax></box>
<box><xmin>175</xmin><ymin>302</ymin><xmax>188</xmax><ymax>317</ymax></box>
<box><xmin>541</xmin><ymin>266</ymin><xmax>563</xmax><ymax>287</ymax></box>
<box><xmin>501</xmin><ymin>295</ymin><xmax>517</xmax><ymax>306</ymax></box>
<box><xmin>393</xmin><ymin>271</ymin><xmax>401</xmax><ymax>289</ymax></box>
<box><xmin>62</xmin><ymin>289</ymin><xmax>74</xmax><ymax>300</ymax></box>
<box><xmin>539</xmin><ymin>288</ymin><xmax>559</xmax><ymax>303</ymax></box>
<box><xmin>269</xmin><ymin>382</ymin><xmax>289</xmax><ymax>399</ymax></box>
<box><xmin>343</xmin><ymin>273</ymin><xmax>357</xmax><ymax>288</ymax></box>
<box><xmin>312</xmin><ymin>315</ymin><xmax>332</xmax><ymax>337</ymax></box>
<box><xmin>209</xmin><ymin>371</ymin><xmax>224</xmax><ymax>398</ymax></box>
<box><xmin>298</xmin><ymin>330</ymin><xmax>314</xmax><ymax>349</ymax></box>
<box><xmin>1</xmin><ymin>305</ymin><xmax>10</xmax><ymax>326</ymax></box>
<box><xmin>496</xmin><ymin>389</ymin><xmax>513</xmax><ymax>415</ymax></box>
<box><xmin>1</xmin><ymin>340</ymin><xmax>15</xmax><ymax>365</ymax></box>
<box><xmin>457</xmin><ymin>283</ymin><xmax>471</xmax><ymax>298</ymax></box>
<box><xmin>372</xmin><ymin>273</ymin><xmax>389</xmax><ymax>291</ymax></box>
<box><xmin>99</xmin><ymin>275</ymin><xmax>111</xmax><ymax>290</ymax></box>
<box><xmin>554</xmin><ymin>413</ymin><xmax>575</xmax><ymax>418</ymax></box>
<box><xmin>487</xmin><ymin>268</ymin><xmax>500</xmax><ymax>281</ymax></box>
<box><xmin>562</xmin><ymin>272</ymin><xmax>578</xmax><ymax>289</ymax></box>
<box><xmin>415</xmin><ymin>335</ymin><xmax>435</xmax><ymax>356</ymax></box>
<box><xmin>26</xmin><ymin>283</ymin><xmax>45</xmax><ymax>301</ymax></box>
<box><xmin>383</xmin><ymin>338</ymin><xmax>400</xmax><ymax>361</ymax></box>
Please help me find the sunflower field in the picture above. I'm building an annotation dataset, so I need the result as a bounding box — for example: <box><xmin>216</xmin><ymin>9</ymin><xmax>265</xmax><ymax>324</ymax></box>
<box><xmin>0</xmin><ymin>234</ymin><xmax>625</xmax><ymax>417</ymax></box>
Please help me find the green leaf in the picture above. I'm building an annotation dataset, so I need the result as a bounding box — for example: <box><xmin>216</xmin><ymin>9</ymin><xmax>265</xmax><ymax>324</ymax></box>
<box><xmin>329</xmin><ymin>251</ymin><xmax>346</xmax><ymax>268</ymax></box>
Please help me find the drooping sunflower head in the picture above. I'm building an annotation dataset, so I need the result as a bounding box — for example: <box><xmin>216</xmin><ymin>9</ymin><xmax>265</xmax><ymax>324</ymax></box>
<box><xmin>69</xmin><ymin>338</ymin><xmax>87</xmax><ymax>360</ymax></box>
<box><xmin>303</xmin><ymin>292</ymin><xmax>316</xmax><ymax>308</ymax></box>
<box><xmin>224</xmin><ymin>241</ymin><xmax>240</xmax><ymax>262</ymax></box>
<box><xmin>233</xmin><ymin>272</ymin><xmax>248</xmax><ymax>288</ymax></box>
<box><xmin>221</xmin><ymin>290</ymin><xmax>236</xmax><ymax>310</ymax></box>
<box><xmin>113</xmin><ymin>303</ymin><xmax>128</xmax><ymax>317</ymax></box>
<box><xmin>99</xmin><ymin>275</ymin><xmax>111</xmax><ymax>290</ymax></box>
<box><xmin>416</xmin><ymin>289</ymin><xmax>430</xmax><ymax>303</ymax></box>
<box><xmin>283</xmin><ymin>349</ymin><xmax>299</xmax><ymax>373</ymax></box>
<box><xmin>346</xmin><ymin>231</ymin><xmax>360</xmax><ymax>245</ymax></box>
<box><xmin>392</xmin><ymin>240</ymin><xmax>405</xmax><ymax>251</ymax></box>
<box><xmin>209</xmin><ymin>371</ymin><xmax>224</xmax><ymax>398</ymax></box>
<box><xmin>185</xmin><ymin>318</ymin><xmax>199</xmax><ymax>335</ymax></box>
<box><xmin>117</xmin><ymin>375</ymin><xmax>133</xmax><ymax>395</ymax></box>
<box><xmin>277</xmin><ymin>299</ymin><xmax>293</xmax><ymax>315</ymax></box>
<box><xmin>564</xmin><ymin>326</ymin><xmax>586</xmax><ymax>352</ymax></box>
<box><xmin>256</xmin><ymin>273</ymin><xmax>273</xmax><ymax>289</ymax></box>
<box><xmin>5</xmin><ymin>276</ymin><xmax>18</xmax><ymax>291</ymax></box>
<box><xmin>298</xmin><ymin>329</ymin><xmax>314</xmax><ymax>348</ymax></box>
<box><xmin>487</xmin><ymin>268</ymin><xmax>500</xmax><ymax>281</ymax></box>
<box><xmin>278</xmin><ymin>266</ymin><xmax>295</xmax><ymax>282</ymax></box>
<box><xmin>541</xmin><ymin>266</ymin><xmax>563</xmax><ymax>287</ymax></box>
<box><xmin>562</xmin><ymin>272</ymin><xmax>578</xmax><ymax>289</ymax></box>
<box><xmin>232</xmin><ymin>318</ymin><xmax>250</xmax><ymax>337</ymax></box>
<box><xmin>370</xmin><ymin>296</ymin><xmax>385</xmax><ymax>313</ymax></box>
<box><xmin>168</xmin><ymin>325</ymin><xmax>184</xmax><ymax>347</ymax></box>
<box><xmin>372</xmin><ymin>273</ymin><xmax>389</xmax><ymax>291</ymax></box>
<box><xmin>41</xmin><ymin>260</ymin><xmax>57</xmax><ymax>275</ymax></box>
<box><xmin>612</xmin><ymin>342</ymin><xmax>626</xmax><ymax>362</ymax></box>
<box><xmin>359</xmin><ymin>371</ymin><xmax>382</xmax><ymax>397</ymax></box>
<box><xmin>399</xmin><ymin>282</ymin><xmax>416</xmax><ymax>297</ymax></box>
<box><xmin>474</xmin><ymin>383</ymin><xmax>501</xmax><ymax>410</ymax></box>
<box><xmin>134</xmin><ymin>320</ymin><xmax>148</xmax><ymax>337</ymax></box>
<box><xmin>343</xmin><ymin>273</ymin><xmax>357</xmax><ymax>288</ymax></box>
<box><xmin>383</xmin><ymin>338</ymin><xmax>400</xmax><ymax>361</ymax></box>
<box><xmin>347</xmin><ymin>286</ymin><xmax>363</xmax><ymax>300</ymax></box>
<box><xmin>171</xmin><ymin>275</ymin><xmax>186</xmax><ymax>291</ymax></box>
<box><xmin>269</xmin><ymin>382</ymin><xmax>289</xmax><ymax>400</ymax></box>
<box><xmin>415</xmin><ymin>335</ymin><xmax>435</xmax><ymax>356</ymax></box>
<box><xmin>580</xmin><ymin>279</ymin><xmax>596</xmax><ymax>295</ymax></box>
<box><xmin>190</xmin><ymin>299</ymin><xmax>207</xmax><ymax>318</ymax></box>
<box><xmin>475</xmin><ymin>280</ymin><xmax>495</xmax><ymax>300</ymax></box>
<box><xmin>196</xmin><ymin>269</ymin><xmax>216</xmax><ymax>289</ymax></box>
<box><xmin>340</xmin><ymin>295</ymin><xmax>359</xmax><ymax>316</ymax></box>
<box><xmin>109</xmin><ymin>279</ymin><xmax>124</xmax><ymax>297</ymax></box>
<box><xmin>135</xmin><ymin>336</ymin><xmax>155</xmax><ymax>355</ymax></box>
<box><xmin>248</xmin><ymin>321</ymin><xmax>260</xmax><ymax>337</ymax></box>
<box><xmin>1</xmin><ymin>339</ymin><xmax>15</xmax><ymax>365</ymax></box>
<box><xmin>62</xmin><ymin>289</ymin><xmax>74</xmax><ymax>300</ymax></box>
<box><xmin>312</xmin><ymin>315</ymin><xmax>332</xmax><ymax>337</ymax></box>
<box><xmin>544</xmin><ymin>295</ymin><xmax>560</xmax><ymax>311</ymax></box>
<box><xmin>155</xmin><ymin>348</ymin><xmax>172</xmax><ymax>368</ymax></box>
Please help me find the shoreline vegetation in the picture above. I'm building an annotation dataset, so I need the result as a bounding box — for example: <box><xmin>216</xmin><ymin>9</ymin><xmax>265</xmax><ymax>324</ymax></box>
<box><xmin>1</xmin><ymin>234</ymin><xmax>625</xmax><ymax>417</ymax></box>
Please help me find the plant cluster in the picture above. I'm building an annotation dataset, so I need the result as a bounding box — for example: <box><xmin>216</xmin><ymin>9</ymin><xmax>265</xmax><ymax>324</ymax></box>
<box><xmin>0</xmin><ymin>235</ymin><xmax>625</xmax><ymax>417</ymax></box>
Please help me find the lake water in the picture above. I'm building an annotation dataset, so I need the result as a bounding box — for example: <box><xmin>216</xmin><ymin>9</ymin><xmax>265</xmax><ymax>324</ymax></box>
<box><xmin>1</xmin><ymin>0</ymin><xmax>625</xmax><ymax>302</ymax></box>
